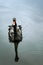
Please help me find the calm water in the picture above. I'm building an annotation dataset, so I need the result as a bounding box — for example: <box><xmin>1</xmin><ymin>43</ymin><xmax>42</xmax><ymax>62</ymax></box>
<box><xmin>0</xmin><ymin>0</ymin><xmax>43</xmax><ymax>65</ymax></box>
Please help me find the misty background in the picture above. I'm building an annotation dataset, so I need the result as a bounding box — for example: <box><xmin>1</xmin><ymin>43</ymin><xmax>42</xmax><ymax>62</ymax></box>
<box><xmin>0</xmin><ymin>0</ymin><xmax>43</xmax><ymax>65</ymax></box>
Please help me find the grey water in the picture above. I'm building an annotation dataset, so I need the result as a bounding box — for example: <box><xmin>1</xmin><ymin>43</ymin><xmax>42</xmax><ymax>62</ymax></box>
<box><xmin>0</xmin><ymin>0</ymin><xmax>43</xmax><ymax>65</ymax></box>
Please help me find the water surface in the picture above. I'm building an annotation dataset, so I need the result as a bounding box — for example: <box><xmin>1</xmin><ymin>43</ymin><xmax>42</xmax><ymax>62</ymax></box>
<box><xmin>0</xmin><ymin>0</ymin><xmax>43</xmax><ymax>65</ymax></box>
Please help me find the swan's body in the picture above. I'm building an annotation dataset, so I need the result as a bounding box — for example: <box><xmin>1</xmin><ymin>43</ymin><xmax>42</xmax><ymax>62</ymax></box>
<box><xmin>8</xmin><ymin>25</ymin><xmax>22</xmax><ymax>42</ymax></box>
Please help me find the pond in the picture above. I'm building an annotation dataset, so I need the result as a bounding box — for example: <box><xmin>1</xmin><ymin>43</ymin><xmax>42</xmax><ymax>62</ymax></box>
<box><xmin>0</xmin><ymin>0</ymin><xmax>43</xmax><ymax>65</ymax></box>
